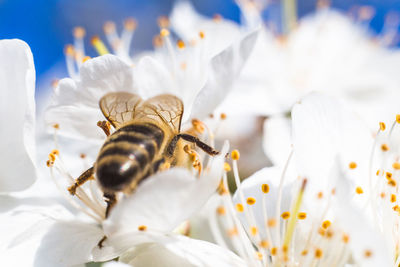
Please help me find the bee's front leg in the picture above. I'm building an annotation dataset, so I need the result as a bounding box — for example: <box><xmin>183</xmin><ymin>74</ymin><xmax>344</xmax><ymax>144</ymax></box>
<box><xmin>68</xmin><ymin>167</ymin><xmax>94</xmax><ymax>195</ymax></box>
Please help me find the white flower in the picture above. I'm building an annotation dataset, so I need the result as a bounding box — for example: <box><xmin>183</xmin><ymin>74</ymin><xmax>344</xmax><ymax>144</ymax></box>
<box><xmin>0</xmin><ymin>39</ymin><xmax>37</xmax><ymax>193</ymax></box>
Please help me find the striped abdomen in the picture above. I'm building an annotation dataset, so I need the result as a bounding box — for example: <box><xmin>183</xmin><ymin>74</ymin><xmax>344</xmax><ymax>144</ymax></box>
<box><xmin>95</xmin><ymin>123</ymin><xmax>164</xmax><ymax>193</ymax></box>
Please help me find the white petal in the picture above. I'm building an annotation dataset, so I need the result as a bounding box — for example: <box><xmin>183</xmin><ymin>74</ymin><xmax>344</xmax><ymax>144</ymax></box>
<box><xmin>263</xmin><ymin>116</ymin><xmax>292</xmax><ymax>166</ymax></box>
<box><xmin>190</xmin><ymin>30</ymin><xmax>259</xmax><ymax>120</ymax></box>
<box><xmin>0</xmin><ymin>39</ymin><xmax>36</xmax><ymax>192</ymax></box>
<box><xmin>34</xmin><ymin>221</ymin><xmax>104</xmax><ymax>267</ymax></box>
<box><xmin>119</xmin><ymin>235</ymin><xmax>246</xmax><ymax>267</ymax></box>
<box><xmin>104</xmin><ymin>142</ymin><xmax>229</xmax><ymax>236</ymax></box>
<box><xmin>291</xmin><ymin>93</ymin><xmax>373</xmax><ymax>197</ymax></box>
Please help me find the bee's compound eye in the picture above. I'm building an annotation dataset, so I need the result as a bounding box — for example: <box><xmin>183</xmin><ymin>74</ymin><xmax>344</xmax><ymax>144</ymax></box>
<box><xmin>96</xmin><ymin>161</ymin><xmax>138</xmax><ymax>192</ymax></box>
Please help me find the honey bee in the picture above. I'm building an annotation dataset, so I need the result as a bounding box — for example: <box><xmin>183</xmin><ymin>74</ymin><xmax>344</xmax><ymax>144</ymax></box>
<box><xmin>68</xmin><ymin>92</ymin><xmax>218</xmax><ymax>217</ymax></box>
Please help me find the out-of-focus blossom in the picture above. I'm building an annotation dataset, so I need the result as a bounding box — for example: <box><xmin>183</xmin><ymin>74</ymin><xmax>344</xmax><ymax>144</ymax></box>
<box><xmin>0</xmin><ymin>39</ymin><xmax>37</xmax><ymax>193</ymax></box>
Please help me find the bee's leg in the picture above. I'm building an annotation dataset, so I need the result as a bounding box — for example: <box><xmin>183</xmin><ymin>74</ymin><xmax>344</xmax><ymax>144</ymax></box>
<box><xmin>68</xmin><ymin>167</ymin><xmax>94</xmax><ymax>195</ymax></box>
<box><xmin>104</xmin><ymin>192</ymin><xmax>117</xmax><ymax>218</ymax></box>
<box><xmin>176</xmin><ymin>134</ymin><xmax>219</xmax><ymax>156</ymax></box>
<box><xmin>152</xmin><ymin>157</ymin><xmax>166</xmax><ymax>172</ymax></box>
<box><xmin>97</xmin><ymin>120</ymin><xmax>111</xmax><ymax>137</ymax></box>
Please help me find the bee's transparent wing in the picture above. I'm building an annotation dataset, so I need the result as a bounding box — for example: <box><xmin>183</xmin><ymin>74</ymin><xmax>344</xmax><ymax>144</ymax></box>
<box><xmin>135</xmin><ymin>94</ymin><xmax>184</xmax><ymax>133</ymax></box>
<box><xmin>99</xmin><ymin>92</ymin><xmax>143</xmax><ymax>128</ymax></box>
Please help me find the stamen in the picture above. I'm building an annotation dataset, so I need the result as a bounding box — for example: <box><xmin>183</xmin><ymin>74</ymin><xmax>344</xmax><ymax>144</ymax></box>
<box><xmin>138</xmin><ymin>225</ymin><xmax>147</xmax><ymax>231</ymax></box>
<box><xmin>199</xmin><ymin>31</ymin><xmax>205</xmax><ymax>39</ymax></box>
<box><xmin>124</xmin><ymin>18</ymin><xmax>137</xmax><ymax>31</ymax></box>
<box><xmin>322</xmin><ymin>220</ymin><xmax>331</xmax><ymax>229</ymax></box>
<box><xmin>217</xmin><ymin>206</ymin><xmax>226</xmax><ymax>215</ymax></box>
<box><xmin>396</xmin><ymin>114</ymin><xmax>400</xmax><ymax>124</ymax></box>
<box><xmin>224</xmin><ymin>162</ymin><xmax>231</xmax><ymax>172</ymax></box>
<box><xmin>262</xmin><ymin>184</ymin><xmax>270</xmax><ymax>193</ymax></box>
<box><xmin>349</xmin><ymin>162</ymin><xmax>357</xmax><ymax>169</ymax></box>
<box><xmin>298</xmin><ymin>212</ymin><xmax>307</xmax><ymax>220</ymax></box>
<box><xmin>246</xmin><ymin>197</ymin><xmax>256</xmax><ymax>205</ymax></box>
<box><xmin>176</xmin><ymin>40</ymin><xmax>185</xmax><ymax>49</ymax></box>
<box><xmin>381</xmin><ymin>144</ymin><xmax>389</xmax><ymax>151</ymax></box>
<box><xmin>157</xmin><ymin>16</ymin><xmax>169</xmax><ymax>28</ymax></box>
<box><xmin>315</xmin><ymin>248</ymin><xmax>323</xmax><ymax>259</ymax></box>
<box><xmin>379</xmin><ymin>122</ymin><xmax>386</xmax><ymax>131</ymax></box>
<box><xmin>236</xmin><ymin>203</ymin><xmax>244</xmax><ymax>212</ymax></box>
<box><xmin>356</xmin><ymin>187</ymin><xmax>364</xmax><ymax>194</ymax></box>
<box><xmin>73</xmin><ymin>26</ymin><xmax>86</xmax><ymax>39</ymax></box>
<box><xmin>231</xmin><ymin>150</ymin><xmax>240</xmax><ymax>160</ymax></box>
<box><xmin>91</xmin><ymin>36</ymin><xmax>110</xmax><ymax>55</ymax></box>
<box><xmin>364</xmin><ymin>249</ymin><xmax>373</xmax><ymax>258</ymax></box>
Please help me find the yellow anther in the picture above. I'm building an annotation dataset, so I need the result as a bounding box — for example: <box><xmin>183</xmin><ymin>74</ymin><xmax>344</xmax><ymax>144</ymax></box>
<box><xmin>250</xmin><ymin>226</ymin><xmax>258</xmax><ymax>236</ymax></box>
<box><xmin>268</xmin><ymin>218</ymin><xmax>277</xmax><ymax>227</ymax></box>
<box><xmin>46</xmin><ymin>160</ymin><xmax>54</xmax><ymax>167</ymax></box>
<box><xmin>393</xmin><ymin>205</ymin><xmax>400</xmax><ymax>212</ymax></box>
<box><xmin>255</xmin><ymin>252</ymin><xmax>263</xmax><ymax>260</ymax></box>
<box><xmin>281</xmin><ymin>211</ymin><xmax>290</xmax><ymax>220</ymax></box>
<box><xmin>381</xmin><ymin>144</ymin><xmax>389</xmax><ymax>152</ymax></box>
<box><xmin>53</xmin><ymin>123</ymin><xmax>60</xmax><ymax>129</ymax></box>
<box><xmin>191</xmin><ymin>119</ymin><xmax>205</xmax><ymax>133</ymax></box>
<box><xmin>235</xmin><ymin>203</ymin><xmax>244</xmax><ymax>212</ymax></box>
<box><xmin>282</xmin><ymin>245</ymin><xmax>288</xmax><ymax>253</ymax></box>
<box><xmin>180</xmin><ymin>62</ymin><xmax>187</xmax><ymax>70</ymax></box>
<box><xmin>216</xmin><ymin>206</ymin><xmax>226</xmax><ymax>215</ymax></box>
<box><xmin>224</xmin><ymin>162</ymin><xmax>231</xmax><ymax>172</ymax></box>
<box><xmin>220</xmin><ymin>113</ymin><xmax>227</xmax><ymax>120</ymax></box>
<box><xmin>381</xmin><ymin>192</ymin><xmax>386</xmax><ymax>198</ymax></box>
<box><xmin>261</xmin><ymin>184</ymin><xmax>270</xmax><ymax>193</ymax></box>
<box><xmin>318</xmin><ymin>227</ymin><xmax>326</xmax><ymax>236</ymax></box>
<box><xmin>199</xmin><ymin>31</ymin><xmax>205</xmax><ymax>39</ymax></box>
<box><xmin>64</xmin><ymin>44</ymin><xmax>75</xmax><ymax>56</ymax></box>
<box><xmin>51</xmin><ymin>149</ymin><xmax>59</xmax><ymax>156</ymax></box>
<box><xmin>80</xmin><ymin>153</ymin><xmax>86</xmax><ymax>159</ymax></box>
<box><xmin>82</xmin><ymin>56</ymin><xmax>91</xmax><ymax>63</ymax></box>
<box><xmin>331</xmin><ymin>188</ymin><xmax>336</xmax><ymax>195</ymax></box>
<box><xmin>176</xmin><ymin>39</ymin><xmax>185</xmax><ymax>49</ymax></box>
<box><xmin>160</xmin><ymin>162</ymin><xmax>171</xmax><ymax>171</ymax></box>
<box><xmin>228</xmin><ymin>227</ymin><xmax>238</xmax><ymax>236</ymax></box>
<box><xmin>356</xmin><ymin>187</ymin><xmax>364</xmax><ymax>194</ymax></box>
<box><xmin>342</xmin><ymin>234</ymin><xmax>350</xmax><ymax>243</ymax></box>
<box><xmin>391</xmin><ymin>194</ymin><xmax>397</xmax><ymax>203</ymax></box>
<box><xmin>317</xmin><ymin>191</ymin><xmax>324</xmax><ymax>199</ymax></box>
<box><xmin>124</xmin><ymin>18</ymin><xmax>137</xmax><ymax>31</ymax></box>
<box><xmin>388</xmin><ymin>179</ymin><xmax>397</xmax><ymax>187</ymax></box>
<box><xmin>393</xmin><ymin>162</ymin><xmax>400</xmax><ymax>170</ymax></box>
<box><xmin>376</xmin><ymin>169</ymin><xmax>380</xmax><ymax>176</ymax></box>
<box><xmin>160</xmin><ymin>28</ymin><xmax>170</xmax><ymax>37</ymax></box>
<box><xmin>138</xmin><ymin>225</ymin><xmax>147</xmax><ymax>231</ymax></box>
<box><xmin>247</xmin><ymin>197</ymin><xmax>256</xmax><ymax>205</ymax></box>
<box><xmin>217</xmin><ymin>180</ymin><xmax>228</xmax><ymax>195</ymax></box>
<box><xmin>386</xmin><ymin>172</ymin><xmax>393</xmax><ymax>180</ymax></box>
<box><xmin>153</xmin><ymin>35</ymin><xmax>164</xmax><ymax>47</ymax></box>
<box><xmin>73</xmin><ymin>26</ymin><xmax>86</xmax><ymax>38</ymax></box>
<box><xmin>91</xmin><ymin>36</ymin><xmax>109</xmax><ymax>55</ymax></box>
<box><xmin>157</xmin><ymin>15</ymin><xmax>169</xmax><ymax>28</ymax></box>
<box><xmin>396</xmin><ymin>114</ymin><xmax>400</xmax><ymax>124</ymax></box>
<box><xmin>349</xmin><ymin>162</ymin><xmax>357</xmax><ymax>169</ymax></box>
<box><xmin>315</xmin><ymin>248</ymin><xmax>323</xmax><ymax>259</ymax></box>
<box><xmin>48</xmin><ymin>153</ymin><xmax>56</xmax><ymax>162</ymax></box>
<box><xmin>103</xmin><ymin>21</ymin><xmax>116</xmax><ymax>34</ymax></box>
<box><xmin>298</xmin><ymin>212</ymin><xmax>307</xmax><ymax>220</ymax></box>
<box><xmin>189</xmin><ymin>152</ymin><xmax>197</xmax><ymax>162</ymax></box>
<box><xmin>271</xmin><ymin>247</ymin><xmax>278</xmax><ymax>256</ymax></box>
<box><xmin>231</xmin><ymin>150</ymin><xmax>240</xmax><ymax>160</ymax></box>
<box><xmin>259</xmin><ymin>240</ymin><xmax>269</xmax><ymax>248</ymax></box>
<box><xmin>364</xmin><ymin>249</ymin><xmax>373</xmax><ymax>258</ymax></box>
<box><xmin>301</xmin><ymin>250</ymin><xmax>308</xmax><ymax>256</ymax></box>
<box><xmin>326</xmin><ymin>230</ymin><xmax>334</xmax><ymax>238</ymax></box>
<box><xmin>322</xmin><ymin>220</ymin><xmax>331</xmax><ymax>229</ymax></box>
<box><xmin>379</xmin><ymin>122</ymin><xmax>386</xmax><ymax>131</ymax></box>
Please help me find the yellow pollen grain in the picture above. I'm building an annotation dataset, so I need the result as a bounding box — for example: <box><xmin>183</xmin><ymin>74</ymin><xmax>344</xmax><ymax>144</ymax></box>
<box><xmin>51</xmin><ymin>149</ymin><xmax>59</xmax><ymax>156</ymax></box>
<box><xmin>301</xmin><ymin>250</ymin><xmax>308</xmax><ymax>256</ymax></box>
<box><xmin>176</xmin><ymin>39</ymin><xmax>185</xmax><ymax>49</ymax></box>
<box><xmin>124</xmin><ymin>18</ymin><xmax>137</xmax><ymax>31</ymax></box>
<box><xmin>160</xmin><ymin>28</ymin><xmax>170</xmax><ymax>37</ymax></box>
<box><xmin>199</xmin><ymin>31</ymin><xmax>205</xmax><ymax>39</ymax></box>
<box><xmin>271</xmin><ymin>247</ymin><xmax>278</xmax><ymax>256</ymax></box>
<box><xmin>216</xmin><ymin>206</ymin><xmax>226</xmax><ymax>215</ymax></box>
<box><xmin>268</xmin><ymin>218</ymin><xmax>277</xmax><ymax>227</ymax></box>
<box><xmin>381</xmin><ymin>144</ymin><xmax>389</xmax><ymax>152</ymax></box>
<box><xmin>349</xmin><ymin>161</ymin><xmax>357</xmax><ymax>169</ymax></box>
<box><xmin>228</xmin><ymin>227</ymin><xmax>238</xmax><ymax>236</ymax></box>
<box><xmin>138</xmin><ymin>225</ymin><xmax>147</xmax><ymax>231</ymax></box>
<box><xmin>386</xmin><ymin>172</ymin><xmax>393</xmax><ymax>180</ymax></box>
<box><xmin>356</xmin><ymin>186</ymin><xmax>364</xmax><ymax>194</ymax></box>
<box><xmin>393</xmin><ymin>162</ymin><xmax>400</xmax><ymax>170</ymax></box>
<box><xmin>391</xmin><ymin>194</ymin><xmax>397</xmax><ymax>203</ymax></box>
<box><xmin>259</xmin><ymin>240</ymin><xmax>269</xmax><ymax>248</ymax></box>
<box><xmin>315</xmin><ymin>248</ymin><xmax>323</xmax><ymax>259</ymax></box>
<box><xmin>379</xmin><ymin>122</ymin><xmax>386</xmax><ymax>131</ymax></box>
<box><xmin>388</xmin><ymin>179</ymin><xmax>397</xmax><ymax>187</ymax></box>
<box><xmin>261</xmin><ymin>184</ymin><xmax>270</xmax><ymax>193</ymax></box>
<box><xmin>231</xmin><ymin>150</ymin><xmax>240</xmax><ymax>160</ymax></box>
<box><xmin>247</xmin><ymin>197</ymin><xmax>256</xmax><ymax>205</ymax></box>
<box><xmin>250</xmin><ymin>226</ymin><xmax>258</xmax><ymax>236</ymax></box>
<box><xmin>322</xmin><ymin>220</ymin><xmax>331</xmax><ymax>229</ymax></box>
<box><xmin>235</xmin><ymin>203</ymin><xmax>244</xmax><ymax>212</ymax></box>
<box><xmin>342</xmin><ymin>234</ymin><xmax>350</xmax><ymax>243</ymax></box>
<box><xmin>281</xmin><ymin>211</ymin><xmax>290</xmax><ymax>220</ymax></box>
<box><xmin>220</xmin><ymin>113</ymin><xmax>227</xmax><ymax>120</ymax></box>
<box><xmin>317</xmin><ymin>191</ymin><xmax>324</xmax><ymax>199</ymax></box>
<box><xmin>255</xmin><ymin>252</ymin><xmax>263</xmax><ymax>260</ymax></box>
<box><xmin>396</xmin><ymin>114</ymin><xmax>400</xmax><ymax>124</ymax></box>
<box><xmin>73</xmin><ymin>26</ymin><xmax>86</xmax><ymax>38</ymax></box>
<box><xmin>224</xmin><ymin>162</ymin><xmax>231</xmax><ymax>172</ymax></box>
<box><xmin>298</xmin><ymin>212</ymin><xmax>307</xmax><ymax>220</ymax></box>
<box><xmin>364</xmin><ymin>249</ymin><xmax>373</xmax><ymax>258</ymax></box>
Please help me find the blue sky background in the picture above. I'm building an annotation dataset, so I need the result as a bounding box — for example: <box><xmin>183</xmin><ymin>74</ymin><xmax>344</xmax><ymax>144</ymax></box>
<box><xmin>0</xmin><ymin>0</ymin><xmax>399</xmax><ymax>93</ymax></box>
